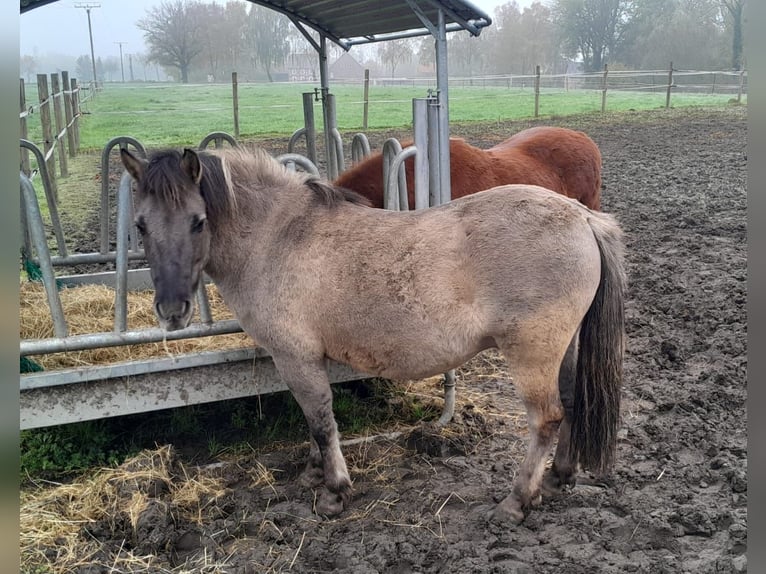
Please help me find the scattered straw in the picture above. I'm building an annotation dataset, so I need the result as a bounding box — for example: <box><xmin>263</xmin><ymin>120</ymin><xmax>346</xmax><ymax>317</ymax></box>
<box><xmin>20</xmin><ymin>445</ymin><xmax>243</xmax><ymax>574</ymax></box>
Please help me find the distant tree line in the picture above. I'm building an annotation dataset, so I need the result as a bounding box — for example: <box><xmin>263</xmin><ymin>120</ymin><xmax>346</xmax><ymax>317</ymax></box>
<box><xmin>20</xmin><ymin>0</ymin><xmax>747</xmax><ymax>85</ymax></box>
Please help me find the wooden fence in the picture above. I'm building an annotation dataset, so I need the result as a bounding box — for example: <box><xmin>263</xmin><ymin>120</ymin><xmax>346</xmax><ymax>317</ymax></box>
<box><xmin>20</xmin><ymin>73</ymin><xmax>95</xmax><ymax>194</ymax></box>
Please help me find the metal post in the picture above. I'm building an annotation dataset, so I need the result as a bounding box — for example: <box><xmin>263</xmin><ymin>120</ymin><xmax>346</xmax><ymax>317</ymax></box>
<box><xmin>434</xmin><ymin>7</ymin><xmax>455</xmax><ymax>424</ymax></box>
<box><xmin>427</xmin><ymin>94</ymin><xmax>440</xmax><ymax>207</ymax></box>
<box><xmin>412</xmin><ymin>98</ymin><xmax>429</xmax><ymax>210</ymax></box>
<box><xmin>20</xmin><ymin>173</ymin><xmax>68</xmax><ymax>338</ymax></box>
<box><xmin>434</xmin><ymin>8</ymin><xmax>451</xmax><ymax>206</ymax></box>
<box><xmin>363</xmin><ymin>68</ymin><xmax>370</xmax><ymax>130</ymax></box>
<box><xmin>327</xmin><ymin>93</ymin><xmax>344</xmax><ymax>175</ymax></box>
<box><xmin>601</xmin><ymin>64</ymin><xmax>609</xmax><ymax>113</ymax></box>
<box><xmin>302</xmin><ymin>92</ymin><xmax>317</xmax><ymax>165</ymax></box>
<box><xmin>318</xmin><ymin>35</ymin><xmax>337</xmax><ymax>180</ymax></box>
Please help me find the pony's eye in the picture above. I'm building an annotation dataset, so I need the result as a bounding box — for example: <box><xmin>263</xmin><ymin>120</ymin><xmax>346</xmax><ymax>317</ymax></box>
<box><xmin>191</xmin><ymin>217</ymin><xmax>206</xmax><ymax>234</ymax></box>
<box><xmin>135</xmin><ymin>219</ymin><xmax>146</xmax><ymax>235</ymax></box>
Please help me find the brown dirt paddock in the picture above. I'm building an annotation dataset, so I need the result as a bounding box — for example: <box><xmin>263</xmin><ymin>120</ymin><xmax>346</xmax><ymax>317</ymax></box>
<box><xmin>20</xmin><ymin>105</ymin><xmax>747</xmax><ymax>573</ymax></box>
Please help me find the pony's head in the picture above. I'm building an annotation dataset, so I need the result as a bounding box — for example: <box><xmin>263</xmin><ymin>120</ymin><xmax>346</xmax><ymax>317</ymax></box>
<box><xmin>121</xmin><ymin>147</ymin><xmax>211</xmax><ymax>331</ymax></box>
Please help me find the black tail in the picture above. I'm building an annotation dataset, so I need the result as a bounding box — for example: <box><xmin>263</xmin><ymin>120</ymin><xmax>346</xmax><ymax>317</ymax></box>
<box><xmin>570</xmin><ymin>212</ymin><xmax>626</xmax><ymax>475</ymax></box>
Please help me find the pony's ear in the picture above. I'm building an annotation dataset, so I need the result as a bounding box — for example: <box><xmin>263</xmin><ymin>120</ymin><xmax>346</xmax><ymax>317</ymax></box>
<box><xmin>120</xmin><ymin>148</ymin><xmax>147</xmax><ymax>182</ymax></box>
<box><xmin>181</xmin><ymin>148</ymin><xmax>203</xmax><ymax>184</ymax></box>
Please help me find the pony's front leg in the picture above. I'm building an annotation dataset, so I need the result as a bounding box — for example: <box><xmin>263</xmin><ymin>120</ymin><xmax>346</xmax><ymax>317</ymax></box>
<box><xmin>271</xmin><ymin>354</ymin><xmax>351</xmax><ymax>516</ymax></box>
<box><xmin>299</xmin><ymin>434</ymin><xmax>325</xmax><ymax>489</ymax></box>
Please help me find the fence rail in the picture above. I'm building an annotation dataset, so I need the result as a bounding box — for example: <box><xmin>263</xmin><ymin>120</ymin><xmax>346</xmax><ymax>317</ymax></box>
<box><xmin>19</xmin><ymin>73</ymin><xmax>96</xmax><ymax>188</ymax></box>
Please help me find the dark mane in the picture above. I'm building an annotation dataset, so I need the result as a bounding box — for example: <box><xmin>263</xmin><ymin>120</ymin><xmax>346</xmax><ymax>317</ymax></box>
<box><xmin>141</xmin><ymin>149</ymin><xmax>190</xmax><ymax>206</ymax></box>
<box><xmin>142</xmin><ymin>148</ymin><xmax>370</xmax><ymax>223</ymax></box>
<box><xmin>142</xmin><ymin>149</ymin><xmax>235</xmax><ymax>224</ymax></box>
<box><xmin>197</xmin><ymin>152</ymin><xmax>237</xmax><ymax>223</ymax></box>
<box><xmin>306</xmin><ymin>179</ymin><xmax>372</xmax><ymax>208</ymax></box>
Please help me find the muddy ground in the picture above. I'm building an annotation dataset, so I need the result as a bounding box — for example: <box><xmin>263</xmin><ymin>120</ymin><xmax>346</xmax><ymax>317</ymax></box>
<box><xmin>24</xmin><ymin>106</ymin><xmax>747</xmax><ymax>573</ymax></box>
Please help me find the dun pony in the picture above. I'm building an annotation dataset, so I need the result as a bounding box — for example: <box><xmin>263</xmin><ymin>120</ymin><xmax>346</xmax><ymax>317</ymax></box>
<box><xmin>121</xmin><ymin>145</ymin><xmax>625</xmax><ymax>524</ymax></box>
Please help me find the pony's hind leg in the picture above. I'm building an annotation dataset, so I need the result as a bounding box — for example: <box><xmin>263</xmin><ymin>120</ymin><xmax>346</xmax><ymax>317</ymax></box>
<box><xmin>490</xmin><ymin>340</ymin><xmax>568</xmax><ymax>525</ymax></box>
<box><xmin>270</xmin><ymin>353</ymin><xmax>352</xmax><ymax>516</ymax></box>
<box><xmin>543</xmin><ymin>331</ymin><xmax>579</xmax><ymax>495</ymax></box>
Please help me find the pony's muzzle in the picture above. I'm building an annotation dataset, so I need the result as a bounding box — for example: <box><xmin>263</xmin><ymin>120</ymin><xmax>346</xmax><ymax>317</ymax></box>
<box><xmin>154</xmin><ymin>298</ymin><xmax>193</xmax><ymax>331</ymax></box>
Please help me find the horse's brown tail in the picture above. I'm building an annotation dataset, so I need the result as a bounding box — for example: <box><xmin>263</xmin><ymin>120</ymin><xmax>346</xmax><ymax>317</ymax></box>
<box><xmin>570</xmin><ymin>212</ymin><xmax>626</xmax><ymax>475</ymax></box>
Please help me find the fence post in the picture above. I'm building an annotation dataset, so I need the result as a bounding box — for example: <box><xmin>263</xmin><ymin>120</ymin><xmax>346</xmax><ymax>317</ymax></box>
<box><xmin>36</xmin><ymin>73</ymin><xmax>58</xmax><ymax>200</ymax></box>
<box><xmin>737</xmin><ymin>69</ymin><xmax>745</xmax><ymax>103</ymax></box>
<box><xmin>363</xmin><ymin>68</ymin><xmax>370</xmax><ymax>130</ymax></box>
<box><xmin>665</xmin><ymin>62</ymin><xmax>673</xmax><ymax>109</ymax></box>
<box><xmin>20</xmin><ymin>79</ymin><xmax>30</xmax><ymax>175</ymax></box>
<box><xmin>534</xmin><ymin>65</ymin><xmax>540</xmax><ymax>117</ymax></box>
<box><xmin>50</xmin><ymin>73</ymin><xmax>69</xmax><ymax>177</ymax></box>
<box><xmin>70</xmin><ymin>78</ymin><xmax>81</xmax><ymax>152</ymax></box>
<box><xmin>601</xmin><ymin>64</ymin><xmax>608</xmax><ymax>112</ymax></box>
<box><xmin>231</xmin><ymin>72</ymin><xmax>239</xmax><ymax>139</ymax></box>
<box><xmin>61</xmin><ymin>71</ymin><xmax>76</xmax><ymax>158</ymax></box>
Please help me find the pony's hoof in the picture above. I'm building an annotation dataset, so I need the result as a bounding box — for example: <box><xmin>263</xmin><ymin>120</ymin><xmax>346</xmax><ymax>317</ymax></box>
<box><xmin>299</xmin><ymin>465</ymin><xmax>324</xmax><ymax>489</ymax></box>
<box><xmin>487</xmin><ymin>497</ymin><xmax>526</xmax><ymax>525</ymax></box>
<box><xmin>315</xmin><ymin>487</ymin><xmax>348</xmax><ymax>517</ymax></box>
<box><xmin>541</xmin><ymin>469</ymin><xmax>576</xmax><ymax>497</ymax></box>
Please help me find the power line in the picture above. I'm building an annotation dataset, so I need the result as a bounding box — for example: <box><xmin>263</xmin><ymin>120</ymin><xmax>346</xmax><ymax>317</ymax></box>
<box><xmin>115</xmin><ymin>42</ymin><xmax>128</xmax><ymax>82</ymax></box>
<box><xmin>74</xmin><ymin>3</ymin><xmax>100</xmax><ymax>89</ymax></box>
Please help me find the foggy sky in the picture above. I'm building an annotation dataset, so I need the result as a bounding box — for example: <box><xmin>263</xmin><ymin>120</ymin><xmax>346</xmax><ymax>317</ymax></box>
<box><xmin>20</xmin><ymin>0</ymin><xmax>534</xmax><ymax>61</ymax></box>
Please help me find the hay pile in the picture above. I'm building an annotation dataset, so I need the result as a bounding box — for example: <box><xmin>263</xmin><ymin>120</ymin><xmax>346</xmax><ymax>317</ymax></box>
<box><xmin>20</xmin><ymin>445</ymin><xmax>275</xmax><ymax>573</ymax></box>
<box><xmin>20</xmin><ymin>281</ymin><xmax>254</xmax><ymax>370</ymax></box>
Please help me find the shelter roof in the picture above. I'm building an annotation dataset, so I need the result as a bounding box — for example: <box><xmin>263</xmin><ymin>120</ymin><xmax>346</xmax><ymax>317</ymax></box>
<box><xmin>20</xmin><ymin>0</ymin><xmax>492</xmax><ymax>47</ymax></box>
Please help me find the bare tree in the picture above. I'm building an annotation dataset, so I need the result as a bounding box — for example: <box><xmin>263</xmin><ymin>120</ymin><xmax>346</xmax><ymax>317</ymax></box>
<box><xmin>417</xmin><ymin>37</ymin><xmax>435</xmax><ymax>71</ymax></box>
<box><xmin>720</xmin><ymin>0</ymin><xmax>746</xmax><ymax>69</ymax></box>
<box><xmin>622</xmin><ymin>0</ymin><xmax>729</xmax><ymax>70</ymax></box>
<box><xmin>378</xmin><ymin>39</ymin><xmax>414</xmax><ymax>78</ymax></box>
<box><xmin>552</xmin><ymin>0</ymin><xmax>637</xmax><ymax>71</ymax></box>
<box><xmin>221</xmin><ymin>1</ymin><xmax>248</xmax><ymax>72</ymax></box>
<box><xmin>20</xmin><ymin>55</ymin><xmax>37</xmax><ymax>83</ymax></box>
<box><xmin>449</xmin><ymin>33</ymin><xmax>490</xmax><ymax>77</ymax></box>
<box><xmin>138</xmin><ymin>0</ymin><xmax>208</xmax><ymax>83</ymax></box>
<box><xmin>246</xmin><ymin>4</ymin><xmax>291</xmax><ymax>82</ymax></box>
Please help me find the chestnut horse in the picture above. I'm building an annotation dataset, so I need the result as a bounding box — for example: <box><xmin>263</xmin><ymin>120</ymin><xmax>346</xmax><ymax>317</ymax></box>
<box><xmin>334</xmin><ymin>126</ymin><xmax>602</xmax><ymax>210</ymax></box>
<box><xmin>121</xmin><ymin>146</ymin><xmax>625</xmax><ymax>525</ymax></box>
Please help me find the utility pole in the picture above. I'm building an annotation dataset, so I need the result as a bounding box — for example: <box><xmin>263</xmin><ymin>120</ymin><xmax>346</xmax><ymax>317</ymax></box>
<box><xmin>74</xmin><ymin>3</ymin><xmax>100</xmax><ymax>90</ymax></box>
<box><xmin>128</xmin><ymin>53</ymin><xmax>135</xmax><ymax>82</ymax></box>
<box><xmin>115</xmin><ymin>41</ymin><xmax>127</xmax><ymax>82</ymax></box>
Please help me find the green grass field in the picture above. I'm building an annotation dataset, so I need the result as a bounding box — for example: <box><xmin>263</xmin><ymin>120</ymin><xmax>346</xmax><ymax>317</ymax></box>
<box><xmin>22</xmin><ymin>81</ymin><xmax>744</xmax><ymax>151</ymax></box>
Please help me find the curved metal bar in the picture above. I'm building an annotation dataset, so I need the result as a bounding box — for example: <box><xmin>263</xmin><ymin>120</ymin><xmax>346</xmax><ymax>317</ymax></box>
<box><xmin>437</xmin><ymin>369</ymin><xmax>457</xmax><ymax>426</ymax></box>
<box><xmin>288</xmin><ymin>127</ymin><xmax>307</xmax><ymax>154</ymax></box>
<box><xmin>350</xmin><ymin>133</ymin><xmax>371</xmax><ymax>164</ymax></box>
<box><xmin>100</xmin><ymin>137</ymin><xmax>146</xmax><ymax>255</ymax></box>
<box><xmin>198</xmin><ymin>131</ymin><xmax>238</xmax><ymax>150</ymax></box>
<box><xmin>382</xmin><ymin>138</ymin><xmax>405</xmax><ymax>210</ymax></box>
<box><xmin>19</xmin><ymin>139</ymin><xmax>67</xmax><ymax>257</ymax></box>
<box><xmin>385</xmin><ymin>146</ymin><xmax>417</xmax><ymax>211</ymax></box>
<box><xmin>20</xmin><ymin>172</ymin><xmax>68</xmax><ymax>338</ymax></box>
<box><xmin>276</xmin><ymin>153</ymin><xmax>320</xmax><ymax>176</ymax></box>
<box><xmin>331</xmin><ymin>127</ymin><xmax>345</xmax><ymax>175</ymax></box>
